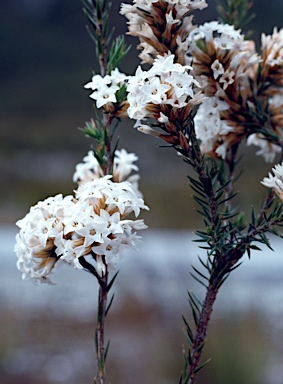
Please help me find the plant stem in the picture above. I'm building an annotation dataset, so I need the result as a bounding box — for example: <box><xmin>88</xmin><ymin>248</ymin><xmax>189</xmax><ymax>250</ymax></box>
<box><xmin>186</xmin><ymin>247</ymin><xmax>245</xmax><ymax>383</ymax></box>
<box><xmin>103</xmin><ymin>113</ymin><xmax>113</xmax><ymax>175</ymax></box>
<box><xmin>187</xmin><ymin>282</ymin><xmax>218</xmax><ymax>384</ymax></box>
<box><xmin>224</xmin><ymin>143</ymin><xmax>238</xmax><ymax>212</ymax></box>
<box><xmin>96</xmin><ymin>1</ymin><xmax>114</xmax><ymax>176</ymax></box>
<box><xmin>95</xmin><ymin>273</ymin><xmax>108</xmax><ymax>384</ymax></box>
<box><xmin>181</xmin><ymin>141</ymin><xmax>242</xmax><ymax>383</ymax></box>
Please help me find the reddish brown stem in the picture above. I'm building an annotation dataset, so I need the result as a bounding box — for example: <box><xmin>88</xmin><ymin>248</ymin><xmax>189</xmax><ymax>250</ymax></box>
<box><xmin>95</xmin><ymin>273</ymin><xmax>108</xmax><ymax>384</ymax></box>
<box><xmin>187</xmin><ymin>282</ymin><xmax>218</xmax><ymax>384</ymax></box>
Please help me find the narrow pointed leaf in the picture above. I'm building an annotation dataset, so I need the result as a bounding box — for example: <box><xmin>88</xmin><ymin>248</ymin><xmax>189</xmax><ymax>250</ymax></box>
<box><xmin>107</xmin><ymin>271</ymin><xmax>119</xmax><ymax>292</ymax></box>
<box><xmin>193</xmin><ymin>358</ymin><xmax>211</xmax><ymax>374</ymax></box>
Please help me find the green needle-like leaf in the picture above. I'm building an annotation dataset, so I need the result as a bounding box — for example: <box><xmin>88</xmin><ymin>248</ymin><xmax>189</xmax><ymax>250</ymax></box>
<box><xmin>106</xmin><ymin>271</ymin><xmax>119</xmax><ymax>292</ymax></box>
<box><xmin>193</xmin><ymin>358</ymin><xmax>211</xmax><ymax>374</ymax></box>
<box><xmin>105</xmin><ymin>294</ymin><xmax>115</xmax><ymax>317</ymax></box>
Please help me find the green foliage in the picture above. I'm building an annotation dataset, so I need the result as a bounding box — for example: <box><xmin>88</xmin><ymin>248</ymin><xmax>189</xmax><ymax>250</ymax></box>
<box><xmin>82</xmin><ymin>0</ymin><xmax>129</xmax><ymax>74</ymax></box>
<box><xmin>80</xmin><ymin>0</ymin><xmax>129</xmax><ymax>176</ymax></box>
<box><xmin>107</xmin><ymin>36</ymin><xmax>131</xmax><ymax>74</ymax></box>
<box><xmin>216</xmin><ymin>0</ymin><xmax>255</xmax><ymax>33</ymax></box>
<box><xmin>80</xmin><ymin>117</ymin><xmax>111</xmax><ymax>169</ymax></box>
<box><xmin>179</xmin><ymin>110</ymin><xmax>283</xmax><ymax>383</ymax></box>
<box><xmin>82</xmin><ymin>0</ymin><xmax>112</xmax><ymax>57</ymax></box>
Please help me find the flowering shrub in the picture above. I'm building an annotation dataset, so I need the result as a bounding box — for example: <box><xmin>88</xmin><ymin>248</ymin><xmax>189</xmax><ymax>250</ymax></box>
<box><xmin>14</xmin><ymin>0</ymin><xmax>283</xmax><ymax>383</ymax></box>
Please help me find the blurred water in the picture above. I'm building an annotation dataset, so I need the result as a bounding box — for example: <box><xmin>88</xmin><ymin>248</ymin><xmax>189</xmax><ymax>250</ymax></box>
<box><xmin>2</xmin><ymin>224</ymin><xmax>283</xmax><ymax>384</ymax></box>
<box><xmin>2</xmin><ymin>224</ymin><xmax>283</xmax><ymax>320</ymax></box>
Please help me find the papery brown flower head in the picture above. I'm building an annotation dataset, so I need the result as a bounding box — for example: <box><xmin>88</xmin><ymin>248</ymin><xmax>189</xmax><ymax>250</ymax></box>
<box><xmin>260</xmin><ymin>28</ymin><xmax>283</xmax><ymax>94</ymax></box>
<box><xmin>121</xmin><ymin>0</ymin><xmax>207</xmax><ymax>65</ymax></box>
<box><xmin>188</xmin><ymin>22</ymin><xmax>283</xmax><ymax>159</ymax></box>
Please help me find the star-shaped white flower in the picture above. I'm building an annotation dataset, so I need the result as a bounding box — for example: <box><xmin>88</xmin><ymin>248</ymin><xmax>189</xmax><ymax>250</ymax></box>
<box><xmin>139</xmin><ymin>76</ymin><xmax>171</xmax><ymax>104</ymax></box>
<box><xmin>75</xmin><ymin>214</ymin><xmax>109</xmax><ymax>247</ymax></box>
<box><xmin>211</xmin><ymin>59</ymin><xmax>225</xmax><ymax>80</ymax></box>
<box><xmin>89</xmin><ymin>84</ymin><xmax>119</xmax><ymax>108</ymax></box>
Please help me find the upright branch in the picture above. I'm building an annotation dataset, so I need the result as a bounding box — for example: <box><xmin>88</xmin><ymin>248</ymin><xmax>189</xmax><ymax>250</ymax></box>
<box><xmin>179</xmin><ymin>132</ymin><xmax>283</xmax><ymax>384</ymax></box>
<box><xmin>82</xmin><ymin>3</ymin><xmax>116</xmax><ymax>382</ymax></box>
<box><xmin>83</xmin><ymin>0</ymin><xmax>113</xmax><ymax>174</ymax></box>
<box><xmin>83</xmin><ymin>0</ymin><xmax>110</xmax><ymax>77</ymax></box>
<box><xmin>119</xmin><ymin>1</ymin><xmax>283</xmax><ymax>382</ymax></box>
<box><xmin>80</xmin><ymin>2</ymin><xmax>135</xmax><ymax>383</ymax></box>
<box><xmin>82</xmin><ymin>0</ymin><xmax>130</xmax><ymax>174</ymax></box>
<box><xmin>94</xmin><ymin>270</ymin><xmax>118</xmax><ymax>384</ymax></box>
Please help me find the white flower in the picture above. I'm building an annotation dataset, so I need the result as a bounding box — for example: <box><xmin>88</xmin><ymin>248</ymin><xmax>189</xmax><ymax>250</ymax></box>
<box><xmin>262</xmin><ymin>28</ymin><xmax>283</xmax><ymax>66</ymax></box>
<box><xmin>113</xmin><ymin>149</ymin><xmax>139</xmax><ymax>182</ymax></box>
<box><xmin>149</xmin><ymin>54</ymin><xmax>192</xmax><ymax>76</ymax></box>
<box><xmin>246</xmin><ymin>133</ymin><xmax>281</xmax><ymax>163</ymax></box>
<box><xmin>194</xmin><ymin>97</ymin><xmax>232</xmax><ymax>158</ymax></box>
<box><xmin>89</xmin><ymin>84</ymin><xmax>119</xmax><ymax>108</ymax></box>
<box><xmin>75</xmin><ymin>213</ymin><xmax>108</xmax><ymax>247</ymax></box>
<box><xmin>139</xmin><ymin>76</ymin><xmax>171</xmax><ymax>104</ymax></box>
<box><xmin>219</xmin><ymin>70</ymin><xmax>235</xmax><ymax>90</ymax></box>
<box><xmin>62</xmin><ymin>202</ymin><xmax>88</xmax><ymax>235</ymax></box>
<box><xmin>30</xmin><ymin>217</ymin><xmax>60</xmax><ymax>247</ymax></box>
<box><xmin>60</xmin><ymin>241</ymin><xmax>86</xmax><ymax>270</ymax></box>
<box><xmin>211</xmin><ymin>60</ymin><xmax>225</xmax><ymax>80</ymax></box>
<box><xmin>189</xmin><ymin>21</ymin><xmax>242</xmax><ymax>50</ymax></box>
<box><xmin>166</xmin><ymin>71</ymin><xmax>198</xmax><ymax>98</ymax></box>
<box><xmin>74</xmin><ymin>148</ymin><xmax>141</xmax><ymax>188</ymax></box>
<box><xmin>15</xmin><ymin>194</ymin><xmax>75</xmax><ymax>284</ymax></box>
<box><xmin>84</xmin><ymin>74</ymin><xmax>111</xmax><ymax>90</ymax></box>
<box><xmin>73</xmin><ymin>150</ymin><xmax>103</xmax><ymax>183</ymax></box>
<box><xmin>109</xmin><ymin>68</ymin><xmax>128</xmax><ymax>85</ymax></box>
<box><xmin>190</xmin><ymin>21</ymin><xmax>220</xmax><ymax>41</ymax></box>
<box><xmin>127</xmin><ymin>66</ymin><xmax>147</xmax><ymax>93</ymax></box>
<box><xmin>262</xmin><ymin>163</ymin><xmax>283</xmax><ymax>200</ymax></box>
<box><xmin>127</xmin><ymin>91</ymin><xmax>148</xmax><ymax>120</ymax></box>
<box><xmin>85</xmin><ymin>68</ymin><xmax>128</xmax><ymax>108</ymax></box>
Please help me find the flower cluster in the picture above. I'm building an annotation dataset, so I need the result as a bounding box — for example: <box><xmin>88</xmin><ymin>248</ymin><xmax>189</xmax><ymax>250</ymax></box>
<box><xmin>121</xmin><ymin>0</ymin><xmax>207</xmax><ymax>64</ymax></box>
<box><xmin>127</xmin><ymin>54</ymin><xmax>201</xmax><ymax>122</ymax></box>
<box><xmin>187</xmin><ymin>20</ymin><xmax>283</xmax><ymax>160</ymax></box>
<box><xmin>261</xmin><ymin>27</ymin><xmax>283</xmax><ymax>68</ymax></box>
<box><xmin>187</xmin><ymin>22</ymin><xmax>257</xmax><ymax>158</ymax></box>
<box><xmin>84</xmin><ymin>68</ymin><xmax>128</xmax><ymax>117</ymax></box>
<box><xmin>189</xmin><ymin>21</ymin><xmax>243</xmax><ymax>51</ymax></box>
<box><xmin>74</xmin><ymin>148</ymin><xmax>139</xmax><ymax>184</ymax></box>
<box><xmin>15</xmin><ymin>153</ymin><xmax>148</xmax><ymax>284</ymax></box>
<box><xmin>15</xmin><ymin>194</ymin><xmax>74</xmax><ymax>284</ymax></box>
<box><xmin>194</xmin><ymin>97</ymin><xmax>232</xmax><ymax>158</ymax></box>
<box><xmin>73</xmin><ymin>148</ymin><xmax>142</xmax><ymax>196</ymax></box>
<box><xmin>188</xmin><ymin>21</ymin><xmax>259</xmax><ymax>92</ymax></box>
<box><xmin>261</xmin><ymin>163</ymin><xmax>283</xmax><ymax>200</ymax></box>
<box><xmin>247</xmin><ymin>133</ymin><xmax>282</xmax><ymax>163</ymax></box>
<box><xmin>84</xmin><ymin>53</ymin><xmax>204</xmax><ymax>147</ymax></box>
<box><xmin>123</xmin><ymin>4</ymin><xmax>283</xmax><ymax>162</ymax></box>
<box><xmin>126</xmin><ymin>53</ymin><xmax>205</xmax><ymax>148</ymax></box>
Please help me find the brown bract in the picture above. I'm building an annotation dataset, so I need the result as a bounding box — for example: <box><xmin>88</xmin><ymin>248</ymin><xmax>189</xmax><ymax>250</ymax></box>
<box><xmin>121</xmin><ymin>1</ymin><xmax>206</xmax><ymax>65</ymax></box>
<box><xmin>190</xmin><ymin>35</ymin><xmax>283</xmax><ymax>157</ymax></box>
<box><xmin>145</xmin><ymin>95</ymin><xmax>203</xmax><ymax>146</ymax></box>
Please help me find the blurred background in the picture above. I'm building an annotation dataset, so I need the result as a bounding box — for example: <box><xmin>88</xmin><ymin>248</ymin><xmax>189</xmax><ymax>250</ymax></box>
<box><xmin>1</xmin><ymin>0</ymin><xmax>283</xmax><ymax>383</ymax></box>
